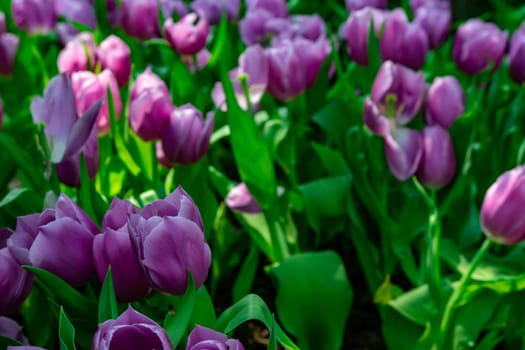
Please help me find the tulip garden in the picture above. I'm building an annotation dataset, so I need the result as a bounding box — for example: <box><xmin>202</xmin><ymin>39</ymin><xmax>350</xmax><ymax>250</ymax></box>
<box><xmin>2</xmin><ymin>0</ymin><xmax>525</xmax><ymax>349</ymax></box>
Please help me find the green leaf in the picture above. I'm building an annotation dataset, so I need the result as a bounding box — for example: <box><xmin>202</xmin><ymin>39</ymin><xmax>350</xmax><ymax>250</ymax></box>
<box><xmin>389</xmin><ymin>284</ymin><xmax>438</xmax><ymax>326</ymax></box>
<box><xmin>98</xmin><ymin>267</ymin><xmax>119</xmax><ymax>323</ymax></box>
<box><xmin>311</xmin><ymin>99</ymin><xmax>353</xmax><ymax>146</ymax></box>
<box><xmin>270</xmin><ymin>251</ymin><xmax>353</xmax><ymax>350</ymax></box>
<box><xmin>191</xmin><ymin>286</ymin><xmax>217</xmax><ymax>329</ymax></box>
<box><xmin>381</xmin><ymin>306</ymin><xmax>425</xmax><ymax>350</ymax></box>
<box><xmin>233</xmin><ymin>243</ymin><xmax>259</xmax><ymax>302</ymax></box>
<box><xmin>164</xmin><ymin>277</ymin><xmax>197</xmax><ymax>348</ymax></box>
<box><xmin>59</xmin><ymin>307</ymin><xmax>77</xmax><ymax>350</ymax></box>
<box><xmin>0</xmin><ymin>188</ymin><xmax>28</xmax><ymax>207</ymax></box>
<box><xmin>0</xmin><ymin>336</ymin><xmax>23</xmax><ymax>347</ymax></box>
<box><xmin>311</xmin><ymin>143</ymin><xmax>350</xmax><ymax>176</ymax></box>
<box><xmin>23</xmin><ymin>266</ymin><xmax>97</xmax><ymax>322</ymax></box>
<box><xmin>22</xmin><ymin>285</ymin><xmax>57</xmax><ymax>348</ymax></box>
<box><xmin>208</xmin><ymin>13</ymin><xmax>229</xmax><ymax>67</ymax></box>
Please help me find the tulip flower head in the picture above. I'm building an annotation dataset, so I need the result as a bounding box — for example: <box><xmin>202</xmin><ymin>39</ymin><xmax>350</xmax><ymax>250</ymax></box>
<box><xmin>225</xmin><ymin>183</ymin><xmax>262</xmax><ymax>214</ymax></box>
<box><xmin>164</xmin><ymin>13</ymin><xmax>210</xmax><ymax>55</ymax></box>
<box><xmin>191</xmin><ymin>0</ymin><xmax>240</xmax><ymax>25</ymax></box>
<box><xmin>121</xmin><ymin>0</ymin><xmax>161</xmax><ymax>40</ymax></box>
<box><xmin>345</xmin><ymin>0</ymin><xmax>387</xmax><ymax>11</ymax></box>
<box><xmin>97</xmin><ymin>35</ymin><xmax>132</xmax><ymax>87</ymax></box>
<box><xmin>509</xmin><ymin>22</ymin><xmax>525</xmax><ymax>84</ymax></box>
<box><xmin>0</xmin><ymin>33</ymin><xmax>19</xmax><ymax>76</ymax></box>
<box><xmin>424</xmin><ymin>76</ymin><xmax>464</xmax><ymax>129</ymax></box>
<box><xmin>186</xmin><ymin>325</ymin><xmax>245</xmax><ymax>350</ymax></box>
<box><xmin>12</xmin><ymin>0</ymin><xmax>56</xmax><ymax>34</ymax></box>
<box><xmin>0</xmin><ymin>317</ymin><xmax>28</xmax><ymax>344</ymax></box>
<box><xmin>57</xmin><ymin>32</ymin><xmax>98</xmax><ymax>74</ymax></box>
<box><xmin>412</xmin><ymin>0</ymin><xmax>451</xmax><ymax>48</ymax></box>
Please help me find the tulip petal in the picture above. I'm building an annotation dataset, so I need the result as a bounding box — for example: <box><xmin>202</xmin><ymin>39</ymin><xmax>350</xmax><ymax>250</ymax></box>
<box><xmin>384</xmin><ymin>127</ymin><xmax>422</xmax><ymax>181</ymax></box>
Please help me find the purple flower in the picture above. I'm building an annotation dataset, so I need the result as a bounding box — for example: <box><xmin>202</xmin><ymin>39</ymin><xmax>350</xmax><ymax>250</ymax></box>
<box><xmin>128</xmin><ymin>187</ymin><xmax>212</xmax><ymax>295</ymax></box>
<box><xmin>71</xmin><ymin>70</ymin><xmax>122</xmax><ymax>135</ymax></box>
<box><xmin>164</xmin><ymin>13</ymin><xmax>210</xmax><ymax>55</ymax></box>
<box><xmin>239</xmin><ymin>8</ymin><xmax>274</xmax><ymax>45</ymax></box>
<box><xmin>12</xmin><ymin>0</ymin><xmax>56</xmax><ymax>34</ymax></box>
<box><xmin>412</xmin><ymin>0</ymin><xmax>451</xmax><ymax>48</ymax></box>
<box><xmin>424</xmin><ymin>76</ymin><xmax>464</xmax><ymax>129</ymax></box>
<box><xmin>453</xmin><ymin>19</ymin><xmax>508</xmax><ymax>75</ymax></box>
<box><xmin>129</xmin><ymin>68</ymin><xmax>173</xmax><ymax>141</ymax></box>
<box><xmin>181</xmin><ymin>48</ymin><xmax>210</xmax><ymax>72</ymax></box>
<box><xmin>57</xmin><ymin>32</ymin><xmax>98</xmax><ymax>74</ymax></box>
<box><xmin>191</xmin><ymin>0</ymin><xmax>240</xmax><ymax>25</ymax></box>
<box><xmin>384</xmin><ymin>128</ymin><xmax>422</xmax><ymax>181</ymax></box>
<box><xmin>161</xmin><ymin>104</ymin><xmax>214</xmax><ymax>165</ymax></box>
<box><xmin>92</xmin><ymin>305</ymin><xmax>173</xmax><ymax>350</ymax></box>
<box><xmin>415</xmin><ymin>125</ymin><xmax>456</xmax><ymax>189</ymax></box>
<box><xmin>246</xmin><ymin>0</ymin><xmax>287</xmax><ymax>18</ymax></box>
<box><xmin>225</xmin><ymin>183</ymin><xmax>262</xmax><ymax>214</ymax></box>
<box><xmin>93</xmin><ymin>198</ymin><xmax>150</xmax><ymax>302</ymax></box>
<box><xmin>186</xmin><ymin>325</ymin><xmax>245</xmax><ymax>350</ymax></box>
<box><xmin>0</xmin><ymin>12</ymin><xmax>6</xmax><ymax>34</ymax></box>
<box><xmin>160</xmin><ymin>0</ymin><xmax>188</xmax><ymax>19</ymax></box>
<box><xmin>7</xmin><ymin>194</ymin><xmax>98</xmax><ymax>287</ymax></box>
<box><xmin>509</xmin><ymin>22</ymin><xmax>525</xmax><ymax>84</ymax></box>
<box><xmin>380</xmin><ymin>14</ymin><xmax>429</xmax><ymax>70</ymax></box>
<box><xmin>0</xmin><ymin>229</ymin><xmax>33</xmax><ymax>315</ymax></box>
<box><xmin>54</xmin><ymin>0</ymin><xmax>97</xmax><ymax>42</ymax></box>
<box><xmin>480</xmin><ymin>166</ymin><xmax>525</xmax><ymax>245</ymax></box>
<box><xmin>345</xmin><ymin>0</ymin><xmax>387</xmax><ymax>11</ymax></box>
<box><xmin>97</xmin><ymin>35</ymin><xmax>132</xmax><ymax>87</ymax></box>
<box><xmin>121</xmin><ymin>0</ymin><xmax>161</xmax><ymax>40</ymax></box>
<box><xmin>0</xmin><ymin>33</ymin><xmax>19</xmax><ymax>76</ymax></box>
<box><xmin>0</xmin><ymin>317</ymin><xmax>28</xmax><ymax>344</ymax></box>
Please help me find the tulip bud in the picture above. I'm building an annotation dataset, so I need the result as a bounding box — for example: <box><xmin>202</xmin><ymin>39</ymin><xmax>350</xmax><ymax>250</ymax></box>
<box><xmin>93</xmin><ymin>198</ymin><xmax>151</xmax><ymax>302</ymax></box>
<box><xmin>0</xmin><ymin>229</ymin><xmax>33</xmax><ymax>315</ymax></box>
<box><xmin>128</xmin><ymin>187</ymin><xmax>212</xmax><ymax>295</ymax></box>
<box><xmin>71</xmin><ymin>70</ymin><xmax>122</xmax><ymax>135</ymax></box>
<box><xmin>187</xmin><ymin>325</ymin><xmax>245</xmax><ymax>350</ymax></box>
<box><xmin>413</xmin><ymin>1</ymin><xmax>451</xmax><ymax>48</ymax></box>
<box><xmin>191</xmin><ymin>0</ymin><xmax>240</xmax><ymax>26</ymax></box>
<box><xmin>161</xmin><ymin>105</ymin><xmax>214</xmax><ymax>164</ymax></box>
<box><xmin>12</xmin><ymin>0</ymin><xmax>56</xmax><ymax>34</ymax></box>
<box><xmin>425</xmin><ymin>76</ymin><xmax>464</xmax><ymax>129</ymax></box>
<box><xmin>384</xmin><ymin>127</ymin><xmax>422</xmax><ymax>181</ymax></box>
<box><xmin>97</xmin><ymin>35</ymin><xmax>132</xmax><ymax>87</ymax></box>
<box><xmin>225</xmin><ymin>183</ymin><xmax>262</xmax><ymax>214</ymax></box>
<box><xmin>480</xmin><ymin>166</ymin><xmax>525</xmax><ymax>245</ymax></box>
<box><xmin>239</xmin><ymin>8</ymin><xmax>274</xmax><ymax>45</ymax></box>
<box><xmin>453</xmin><ymin>19</ymin><xmax>508</xmax><ymax>75</ymax></box>
<box><xmin>92</xmin><ymin>306</ymin><xmax>173</xmax><ymax>350</ymax></box>
<box><xmin>416</xmin><ymin>125</ymin><xmax>456</xmax><ymax>189</ymax></box>
<box><xmin>129</xmin><ymin>69</ymin><xmax>173</xmax><ymax>141</ymax></box>
<box><xmin>509</xmin><ymin>23</ymin><xmax>525</xmax><ymax>84</ymax></box>
<box><xmin>0</xmin><ymin>33</ymin><xmax>19</xmax><ymax>76</ymax></box>
<box><xmin>7</xmin><ymin>194</ymin><xmax>98</xmax><ymax>287</ymax></box>
<box><xmin>380</xmin><ymin>14</ymin><xmax>429</xmax><ymax>70</ymax></box>
<box><xmin>121</xmin><ymin>0</ymin><xmax>161</xmax><ymax>40</ymax></box>
<box><xmin>345</xmin><ymin>0</ymin><xmax>387</xmax><ymax>11</ymax></box>
<box><xmin>0</xmin><ymin>317</ymin><xmax>28</xmax><ymax>344</ymax></box>
<box><xmin>164</xmin><ymin>13</ymin><xmax>210</xmax><ymax>55</ymax></box>
<box><xmin>57</xmin><ymin>33</ymin><xmax>98</xmax><ymax>74</ymax></box>
<box><xmin>246</xmin><ymin>0</ymin><xmax>288</xmax><ymax>18</ymax></box>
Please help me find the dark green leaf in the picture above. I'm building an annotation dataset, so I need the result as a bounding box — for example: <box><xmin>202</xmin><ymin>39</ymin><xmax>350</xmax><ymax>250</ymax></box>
<box><xmin>233</xmin><ymin>244</ymin><xmax>259</xmax><ymax>302</ymax></box>
<box><xmin>59</xmin><ymin>307</ymin><xmax>77</xmax><ymax>350</ymax></box>
<box><xmin>98</xmin><ymin>267</ymin><xmax>119</xmax><ymax>323</ymax></box>
<box><xmin>164</xmin><ymin>277</ymin><xmax>197</xmax><ymax>348</ymax></box>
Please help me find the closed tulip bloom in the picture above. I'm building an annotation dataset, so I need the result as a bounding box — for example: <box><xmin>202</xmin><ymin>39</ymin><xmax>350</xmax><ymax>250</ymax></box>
<box><xmin>191</xmin><ymin>0</ymin><xmax>240</xmax><ymax>25</ymax></box>
<box><xmin>72</xmin><ymin>70</ymin><xmax>122</xmax><ymax>135</ymax></box>
<box><xmin>345</xmin><ymin>0</ymin><xmax>387</xmax><ymax>11</ymax></box>
<box><xmin>161</xmin><ymin>105</ymin><xmax>214</xmax><ymax>164</ymax></box>
<box><xmin>54</xmin><ymin>0</ymin><xmax>96</xmax><ymax>43</ymax></box>
<box><xmin>0</xmin><ymin>317</ymin><xmax>28</xmax><ymax>344</ymax></box>
<box><xmin>97</xmin><ymin>35</ymin><xmax>132</xmax><ymax>87</ymax></box>
<box><xmin>225</xmin><ymin>183</ymin><xmax>262</xmax><ymax>214</ymax></box>
<box><xmin>8</xmin><ymin>194</ymin><xmax>98</xmax><ymax>287</ymax></box>
<box><xmin>384</xmin><ymin>128</ymin><xmax>422</xmax><ymax>181</ymax></box>
<box><xmin>186</xmin><ymin>325</ymin><xmax>245</xmax><ymax>350</ymax></box>
<box><xmin>425</xmin><ymin>76</ymin><xmax>464</xmax><ymax>129</ymax></box>
<box><xmin>453</xmin><ymin>19</ymin><xmax>508</xmax><ymax>75</ymax></box>
<box><xmin>413</xmin><ymin>1</ymin><xmax>451</xmax><ymax>48</ymax></box>
<box><xmin>12</xmin><ymin>0</ymin><xmax>56</xmax><ymax>34</ymax></box>
<box><xmin>92</xmin><ymin>305</ymin><xmax>173</xmax><ymax>350</ymax></box>
<box><xmin>130</xmin><ymin>68</ymin><xmax>170</xmax><ymax>100</ymax></box>
<box><xmin>164</xmin><ymin>13</ymin><xmax>210</xmax><ymax>55</ymax></box>
<box><xmin>57</xmin><ymin>33</ymin><xmax>98</xmax><ymax>74</ymax></box>
<box><xmin>128</xmin><ymin>187</ymin><xmax>211</xmax><ymax>295</ymax></box>
<box><xmin>121</xmin><ymin>0</ymin><xmax>160</xmax><ymax>40</ymax></box>
<box><xmin>160</xmin><ymin>0</ymin><xmax>188</xmax><ymax>19</ymax></box>
<box><xmin>0</xmin><ymin>33</ymin><xmax>19</xmax><ymax>76</ymax></box>
<box><xmin>246</xmin><ymin>0</ymin><xmax>287</xmax><ymax>18</ymax></box>
<box><xmin>480</xmin><ymin>166</ymin><xmax>525</xmax><ymax>245</ymax></box>
<box><xmin>0</xmin><ymin>229</ymin><xmax>33</xmax><ymax>315</ymax></box>
<box><xmin>416</xmin><ymin>125</ymin><xmax>455</xmax><ymax>188</ymax></box>
<box><xmin>93</xmin><ymin>198</ymin><xmax>150</xmax><ymax>302</ymax></box>
<box><xmin>509</xmin><ymin>23</ymin><xmax>525</xmax><ymax>84</ymax></box>
<box><xmin>239</xmin><ymin>8</ymin><xmax>273</xmax><ymax>45</ymax></box>
<box><xmin>380</xmin><ymin>15</ymin><xmax>429</xmax><ymax>70</ymax></box>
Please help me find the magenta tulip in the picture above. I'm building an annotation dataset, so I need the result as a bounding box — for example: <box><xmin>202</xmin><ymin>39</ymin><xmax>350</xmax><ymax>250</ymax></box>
<box><xmin>164</xmin><ymin>13</ymin><xmax>210</xmax><ymax>55</ymax></box>
<box><xmin>416</xmin><ymin>125</ymin><xmax>456</xmax><ymax>188</ymax></box>
<box><xmin>425</xmin><ymin>76</ymin><xmax>464</xmax><ymax>129</ymax></box>
<box><xmin>97</xmin><ymin>35</ymin><xmax>132</xmax><ymax>87</ymax></box>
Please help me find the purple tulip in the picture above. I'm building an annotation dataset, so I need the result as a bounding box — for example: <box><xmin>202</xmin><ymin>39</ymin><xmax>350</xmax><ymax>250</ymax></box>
<box><xmin>104</xmin><ymin>0</ymin><xmax>122</xmax><ymax>28</ymax></box>
<box><xmin>246</xmin><ymin>0</ymin><xmax>287</xmax><ymax>18</ymax></box>
<box><xmin>71</xmin><ymin>70</ymin><xmax>122</xmax><ymax>135</ymax></box>
<box><xmin>160</xmin><ymin>0</ymin><xmax>188</xmax><ymax>19</ymax></box>
<box><xmin>480</xmin><ymin>166</ymin><xmax>525</xmax><ymax>245</ymax></box>
<box><xmin>57</xmin><ymin>33</ymin><xmax>98</xmax><ymax>74</ymax></box>
<box><xmin>161</xmin><ymin>104</ymin><xmax>214</xmax><ymax>165</ymax></box>
<box><xmin>239</xmin><ymin>8</ymin><xmax>274</xmax><ymax>45</ymax></box>
<box><xmin>225</xmin><ymin>183</ymin><xmax>262</xmax><ymax>214</ymax></box>
<box><xmin>156</xmin><ymin>142</ymin><xmax>173</xmax><ymax>168</ymax></box>
<box><xmin>164</xmin><ymin>13</ymin><xmax>210</xmax><ymax>55</ymax></box>
<box><xmin>186</xmin><ymin>325</ymin><xmax>245</xmax><ymax>350</ymax></box>
<box><xmin>92</xmin><ymin>305</ymin><xmax>173</xmax><ymax>350</ymax></box>
<box><xmin>7</xmin><ymin>194</ymin><xmax>98</xmax><ymax>287</ymax></box>
<box><xmin>12</xmin><ymin>0</ymin><xmax>56</xmax><ymax>34</ymax></box>
<box><xmin>425</xmin><ymin>76</ymin><xmax>464</xmax><ymax>129</ymax></box>
<box><xmin>97</xmin><ymin>35</ymin><xmax>132</xmax><ymax>87</ymax></box>
<box><xmin>0</xmin><ymin>317</ymin><xmax>28</xmax><ymax>344</ymax></box>
<box><xmin>415</xmin><ymin>125</ymin><xmax>456</xmax><ymax>188</ymax></box>
<box><xmin>121</xmin><ymin>0</ymin><xmax>161</xmax><ymax>40</ymax></box>
<box><xmin>453</xmin><ymin>19</ymin><xmax>508</xmax><ymax>75</ymax></box>
<box><xmin>129</xmin><ymin>68</ymin><xmax>173</xmax><ymax>141</ymax></box>
<box><xmin>412</xmin><ymin>1</ymin><xmax>451</xmax><ymax>48</ymax></box>
<box><xmin>93</xmin><ymin>198</ymin><xmax>151</xmax><ymax>302</ymax></box>
<box><xmin>384</xmin><ymin>127</ymin><xmax>422</xmax><ymax>181</ymax></box>
<box><xmin>0</xmin><ymin>33</ymin><xmax>19</xmax><ymax>76</ymax></box>
<box><xmin>509</xmin><ymin>23</ymin><xmax>525</xmax><ymax>84</ymax></box>
<box><xmin>191</xmin><ymin>0</ymin><xmax>240</xmax><ymax>25</ymax></box>
<box><xmin>30</xmin><ymin>73</ymin><xmax>102</xmax><ymax>164</ymax></box>
<box><xmin>345</xmin><ymin>0</ymin><xmax>387</xmax><ymax>11</ymax></box>
<box><xmin>380</xmin><ymin>14</ymin><xmax>428</xmax><ymax>70</ymax></box>
<box><xmin>128</xmin><ymin>187</ymin><xmax>212</xmax><ymax>295</ymax></box>
<box><xmin>0</xmin><ymin>229</ymin><xmax>33</xmax><ymax>315</ymax></box>
<box><xmin>181</xmin><ymin>48</ymin><xmax>210</xmax><ymax>72</ymax></box>
<box><xmin>212</xmin><ymin>45</ymin><xmax>268</xmax><ymax>111</ymax></box>
<box><xmin>54</xmin><ymin>0</ymin><xmax>97</xmax><ymax>43</ymax></box>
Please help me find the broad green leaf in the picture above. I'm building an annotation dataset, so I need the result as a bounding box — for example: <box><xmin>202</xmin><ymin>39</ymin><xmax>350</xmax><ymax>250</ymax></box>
<box><xmin>311</xmin><ymin>143</ymin><xmax>350</xmax><ymax>176</ymax></box>
<box><xmin>191</xmin><ymin>286</ymin><xmax>217</xmax><ymax>329</ymax></box>
<box><xmin>22</xmin><ymin>285</ymin><xmax>56</xmax><ymax>348</ymax></box>
<box><xmin>59</xmin><ymin>307</ymin><xmax>77</xmax><ymax>350</ymax></box>
<box><xmin>381</xmin><ymin>306</ymin><xmax>425</xmax><ymax>350</ymax></box>
<box><xmin>98</xmin><ymin>268</ymin><xmax>119</xmax><ymax>323</ymax></box>
<box><xmin>270</xmin><ymin>251</ymin><xmax>353</xmax><ymax>350</ymax></box>
<box><xmin>233</xmin><ymin>243</ymin><xmax>259</xmax><ymax>302</ymax></box>
<box><xmin>0</xmin><ymin>336</ymin><xmax>23</xmax><ymax>347</ymax></box>
<box><xmin>164</xmin><ymin>277</ymin><xmax>197</xmax><ymax>348</ymax></box>
<box><xmin>312</xmin><ymin>99</ymin><xmax>353</xmax><ymax>146</ymax></box>
<box><xmin>389</xmin><ymin>284</ymin><xmax>437</xmax><ymax>326</ymax></box>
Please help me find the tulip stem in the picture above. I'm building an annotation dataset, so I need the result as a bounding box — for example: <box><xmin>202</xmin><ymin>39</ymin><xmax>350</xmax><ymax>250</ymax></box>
<box><xmin>437</xmin><ymin>238</ymin><xmax>492</xmax><ymax>349</ymax></box>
